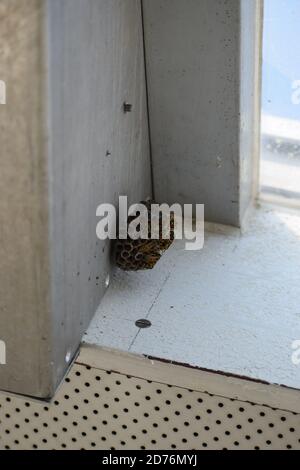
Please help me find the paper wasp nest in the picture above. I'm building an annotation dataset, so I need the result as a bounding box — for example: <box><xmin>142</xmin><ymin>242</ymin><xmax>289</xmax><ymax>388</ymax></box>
<box><xmin>115</xmin><ymin>201</ymin><xmax>175</xmax><ymax>271</ymax></box>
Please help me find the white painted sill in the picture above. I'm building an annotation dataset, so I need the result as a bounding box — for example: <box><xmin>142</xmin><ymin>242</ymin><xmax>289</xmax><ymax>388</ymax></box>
<box><xmin>84</xmin><ymin>205</ymin><xmax>300</xmax><ymax>392</ymax></box>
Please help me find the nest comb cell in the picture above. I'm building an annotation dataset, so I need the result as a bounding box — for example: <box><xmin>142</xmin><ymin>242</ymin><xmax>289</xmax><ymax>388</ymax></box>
<box><xmin>115</xmin><ymin>200</ymin><xmax>175</xmax><ymax>271</ymax></box>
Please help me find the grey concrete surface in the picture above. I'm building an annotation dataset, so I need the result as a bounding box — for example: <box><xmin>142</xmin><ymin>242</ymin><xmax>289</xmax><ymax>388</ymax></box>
<box><xmin>142</xmin><ymin>0</ymin><xmax>262</xmax><ymax>226</ymax></box>
<box><xmin>0</xmin><ymin>0</ymin><xmax>151</xmax><ymax>397</ymax></box>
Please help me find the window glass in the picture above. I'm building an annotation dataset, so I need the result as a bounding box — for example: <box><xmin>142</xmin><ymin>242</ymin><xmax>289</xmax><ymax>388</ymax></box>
<box><xmin>261</xmin><ymin>0</ymin><xmax>300</xmax><ymax>202</ymax></box>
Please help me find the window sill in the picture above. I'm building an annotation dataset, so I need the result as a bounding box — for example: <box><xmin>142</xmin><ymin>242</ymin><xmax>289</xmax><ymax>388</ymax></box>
<box><xmin>84</xmin><ymin>205</ymin><xmax>300</xmax><ymax>393</ymax></box>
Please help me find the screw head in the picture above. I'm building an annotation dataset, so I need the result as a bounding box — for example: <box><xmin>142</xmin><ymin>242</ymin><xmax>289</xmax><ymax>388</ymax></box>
<box><xmin>135</xmin><ymin>319</ymin><xmax>152</xmax><ymax>329</ymax></box>
<box><xmin>123</xmin><ymin>102</ymin><xmax>133</xmax><ymax>113</ymax></box>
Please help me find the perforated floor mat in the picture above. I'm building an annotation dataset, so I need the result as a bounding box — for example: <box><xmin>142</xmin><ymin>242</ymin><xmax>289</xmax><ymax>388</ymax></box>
<box><xmin>0</xmin><ymin>363</ymin><xmax>299</xmax><ymax>450</ymax></box>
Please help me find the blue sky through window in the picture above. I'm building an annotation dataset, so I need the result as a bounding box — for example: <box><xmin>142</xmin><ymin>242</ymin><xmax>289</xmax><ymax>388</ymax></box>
<box><xmin>260</xmin><ymin>0</ymin><xmax>300</xmax><ymax>202</ymax></box>
<box><xmin>262</xmin><ymin>0</ymin><xmax>300</xmax><ymax>120</ymax></box>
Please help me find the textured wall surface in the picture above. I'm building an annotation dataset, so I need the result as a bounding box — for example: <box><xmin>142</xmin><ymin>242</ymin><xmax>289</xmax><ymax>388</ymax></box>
<box><xmin>143</xmin><ymin>0</ymin><xmax>262</xmax><ymax>226</ymax></box>
<box><xmin>47</xmin><ymin>0</ymin><xmax>152</xmax><ymax>393</ymax></box>
<box><xmin>239</xmin><ymin>0</ymin><xmax>262</xmax><ymax>223</ymax></box>
<box><xmin>0</xmin><ymin>0</ymin><xmax>151</xmax><ymax>397</ymax></box>
<box><xmin>0</xmin><ymin>0</ymin><xmax>52</xmax><ymax>397</ymax></box>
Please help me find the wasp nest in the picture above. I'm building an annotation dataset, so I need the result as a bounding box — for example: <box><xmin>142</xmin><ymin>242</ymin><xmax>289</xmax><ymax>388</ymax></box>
<box><xmin>115</xmin><ymin>200</ymin><xmax>175</xmax><ymax>271</ymax></box>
